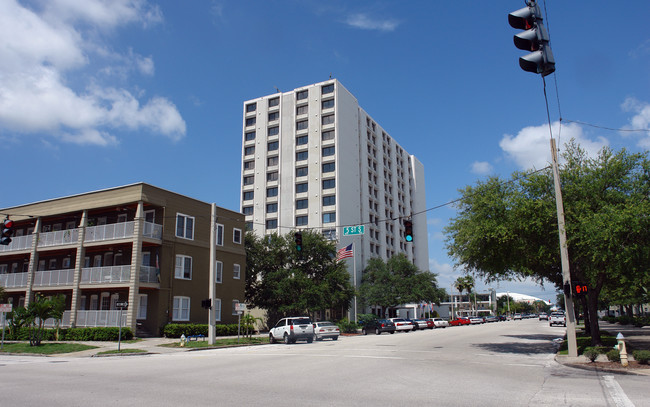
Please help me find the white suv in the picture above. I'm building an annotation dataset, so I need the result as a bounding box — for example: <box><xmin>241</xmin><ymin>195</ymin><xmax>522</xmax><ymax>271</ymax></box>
<box><xmin>269</xmin><ymin>317</ymin><xmax>314</xmax><ymax>344</ymax></box>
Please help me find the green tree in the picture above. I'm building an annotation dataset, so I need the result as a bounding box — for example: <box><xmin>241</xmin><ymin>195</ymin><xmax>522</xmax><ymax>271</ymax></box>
<box><xmin>454</xmin><ymin>275</ymin><xmax>475</xmax><ymax>314</ymax></box>
<box><xmin>359</xmin><ymin>253</ymin><xmax>443</xmax><ymax>317</ymax></box>
<box><xmin>445</xmin><ymin>142</ymin><xmax>650</xmax><ymax>345</ymax></box>
<box><xmin>245</xmin><ymin>230</ymin><xmax>354</xmax><ymax>326</ymax></box>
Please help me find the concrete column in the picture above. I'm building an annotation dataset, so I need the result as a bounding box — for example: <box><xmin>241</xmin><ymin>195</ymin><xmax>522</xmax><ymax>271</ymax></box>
<box><xmin>69</xmin><ymin>210</ymin><xmax>87</xmax><ymax>327</ymax></box>
<box><xmin>24</xmin><ymin>217</ymin><xmax>41</xmax><ymax>307</ymax></box>
<box><xmin>126</xmin><ymin>201</ymin><xmax>144</xmax><ymax>333</ymax></box>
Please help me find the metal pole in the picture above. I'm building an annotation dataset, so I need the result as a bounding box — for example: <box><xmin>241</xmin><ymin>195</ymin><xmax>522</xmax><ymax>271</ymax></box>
<box><xmin>550</xmin><ymin>138</ymin><xmax>578</xmax><ymax>357</ymax></box>
<box><xmin>208</xmin><ymin>203</ymin><xmax>217</xmax><ymax>345</ymax></box>
<box><xmin>1</xmin><ymin>312</ymin><xmax>6</xmax><ymax>351</ymax></box>
<box><xmin>118</xmin><ymin>310</ymin><xmax>123</xmax><ymax>352</ymax></box>
<box><xmin>353</xmin><ymin>241</ymin><xmax>357</xmax><ymax>323</ymax></box>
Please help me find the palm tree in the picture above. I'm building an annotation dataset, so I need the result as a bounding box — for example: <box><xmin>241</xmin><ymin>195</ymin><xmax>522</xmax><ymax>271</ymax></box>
<box><xmin>454</xmin><ymin>276</ymin><xmax>475</xmax><ymax>316</ymax></box>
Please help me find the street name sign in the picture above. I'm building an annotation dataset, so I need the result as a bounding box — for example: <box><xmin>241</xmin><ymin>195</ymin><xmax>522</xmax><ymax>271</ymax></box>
<box><xmin>343</xmin><ymin>225</ymin><xmax>365</xmax><ymax>236</ymax></box>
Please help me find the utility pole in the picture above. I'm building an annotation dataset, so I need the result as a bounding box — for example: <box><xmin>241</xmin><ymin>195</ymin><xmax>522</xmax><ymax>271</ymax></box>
<box><xmin>550</xmin><ymin>138</ymin><xmax>578</xmax><ymax>357</ymax></box>
<box><xmin>208</xmin><ymin>203</ymin><xmax>217</xmax><ymax>345</ymax></box>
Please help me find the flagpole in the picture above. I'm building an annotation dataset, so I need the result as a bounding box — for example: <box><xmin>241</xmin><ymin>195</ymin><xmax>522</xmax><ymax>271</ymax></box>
<box><xmin>353</xmin><ymin>241</ymin><xmax>357</xmax><ymax>323</ymax></box>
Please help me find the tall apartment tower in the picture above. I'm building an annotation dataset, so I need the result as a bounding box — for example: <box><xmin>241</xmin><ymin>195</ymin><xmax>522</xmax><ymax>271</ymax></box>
<box><xmin>240</xmin><ymin>79</ymin><xmax>429</xmax><ymax>308</ymax></box>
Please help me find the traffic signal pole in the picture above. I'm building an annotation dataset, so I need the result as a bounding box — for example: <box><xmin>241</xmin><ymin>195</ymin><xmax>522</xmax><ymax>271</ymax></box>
<box><xmin>550</xmin><ymin>138</ymin><xmax>578</xmax><ymax>358</ymax></box>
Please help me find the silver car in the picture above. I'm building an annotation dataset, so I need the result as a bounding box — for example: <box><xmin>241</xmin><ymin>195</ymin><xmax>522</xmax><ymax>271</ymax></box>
<box><xmin>269</xmin><ymin>317</ymin><xmax>314</xmax><ymax>344</ymax></box>
<box><xmin>312</xmin><ymin>321</ymin><xmax>340</xmax><ymax>341</ymax></box>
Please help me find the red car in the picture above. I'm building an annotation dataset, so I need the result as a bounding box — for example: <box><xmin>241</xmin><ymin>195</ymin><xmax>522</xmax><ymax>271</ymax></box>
<box><xmin>450</xmin><ymin>317</ymin><xmax>471</xmax><ymax>326</ymax></box>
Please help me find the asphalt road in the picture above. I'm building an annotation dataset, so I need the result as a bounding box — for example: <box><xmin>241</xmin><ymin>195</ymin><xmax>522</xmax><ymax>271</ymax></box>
<box><xmin>0</xmin><ymin>319</ymin><xmax>647</xmax><ymax>406</ymax></box>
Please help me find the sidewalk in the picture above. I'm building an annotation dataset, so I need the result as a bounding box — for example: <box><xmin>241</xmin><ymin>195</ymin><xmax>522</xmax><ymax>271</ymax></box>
<box><xmin>555</xmin><ymin>321</ymin><xmax>650</xmax><ymax>376</ymax></box>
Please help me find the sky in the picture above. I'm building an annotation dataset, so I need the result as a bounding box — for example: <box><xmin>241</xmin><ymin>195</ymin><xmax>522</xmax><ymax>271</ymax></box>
<box><xmin>1</xmin><ymin>0</ymin><xmax>649</xmax><ymax>303</ymax></box>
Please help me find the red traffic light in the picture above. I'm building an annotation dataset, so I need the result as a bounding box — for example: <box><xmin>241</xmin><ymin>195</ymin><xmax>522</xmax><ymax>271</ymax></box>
<box><xmin>1</xmin><ymin>218</ymin><xmax>14</xmax><ymax>245</ymax></box>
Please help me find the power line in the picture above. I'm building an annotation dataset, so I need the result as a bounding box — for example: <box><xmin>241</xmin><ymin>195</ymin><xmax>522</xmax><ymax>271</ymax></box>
<box><xmin>561</xmin><ymin>118</ymin><xmax>650</xmax><ymax>133</ymax></box>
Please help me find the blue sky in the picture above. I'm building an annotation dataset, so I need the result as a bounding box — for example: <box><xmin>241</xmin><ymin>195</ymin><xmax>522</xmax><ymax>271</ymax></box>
<box><xmin>2</xmin><ymin>1</ymin><xmax>649</xmax><ymax>302</ymax></box>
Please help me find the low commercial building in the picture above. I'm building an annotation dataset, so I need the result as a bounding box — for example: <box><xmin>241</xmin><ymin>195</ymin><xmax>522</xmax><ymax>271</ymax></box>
<box><xmin>0</xmin><ymin>183</ymin><xmax>245</xmax><ymax>336</ymax></box>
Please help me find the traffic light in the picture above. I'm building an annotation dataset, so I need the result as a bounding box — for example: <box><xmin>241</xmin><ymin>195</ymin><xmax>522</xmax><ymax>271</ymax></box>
<box><xmin>508</xmin><ymin>1</ymin><xmax>555</xmax><ymax>77</ymax></box>
<box><xmin>201</xmin><ymin>299</ymin><xmax>211</xmax><ymax>309</ymax></box>
<box><xmin>294</xmin><ymin>231</ymin><xmax>303</xmax><ymax>251</ymax></box>
<box><xmin>572</xmin><ymin>282</ymin><xmax>588</xmax><ymax>298</ymax></box>
<box><xmin>404</xmin><ymin>219</ymin><xmax>413</xmax><ymax>242</ymax></box>
<box><xmin>1</xmin><ymin>218</ymin><xmax>14</xmax><ymax>245</ymax></box>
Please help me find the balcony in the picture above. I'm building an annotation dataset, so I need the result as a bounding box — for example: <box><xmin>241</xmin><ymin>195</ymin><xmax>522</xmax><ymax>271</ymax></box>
<box><xmin>0</xmin><ymin>272</ymin><xmax>28</xmax><ymax>288</ymax></box>
<box><xmin>38</xmin><ymin>229</ymin><xmax>79</xmax><ymax>248</ymax></box>
<box><xmin>42</xmin><ymin>310</ymin><xmax>125</xmax><ymax>328</ymax></box>
<box><xmin>84</xmin><ymin>222</ymin><xmax>134</xmax><ymax>242</ymax></box>
<box><xmin>80</xmin><ymin>265</ymin><xmax>131</xmax><ymax>285</ymax></box>
<box><xmin>142</xmin><ymin>221</ymin><xmax>163</xmax><ymax>240</ymax></box>
<box><xmin>33</xmin><ymin>269</ymin><xmax>75</xmax><ymax>286</ymax></box>
<box><xmin>0</xmin><ymin>234</ymin><xmax>33</xmax><ymax>253</ymax></box>
<box><xmin>140</xmin><ymin>265</ymin><xmax>160</xmax><ymax>283</ymax></box>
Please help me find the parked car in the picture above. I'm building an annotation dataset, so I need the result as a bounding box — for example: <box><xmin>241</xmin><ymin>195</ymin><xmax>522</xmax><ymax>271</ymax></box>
<box><xmin>450</xmin><ymin>317</ymin><xmax>471</xmax><ymax>326</ymax></box>
<box><xmin>549</xmin><ymin>312</ymin><xmax>566</xmax><ymax>327</ymax></box>
<box><xmin>513</xmin><ymin>313</ymin><xmax>522</xmax><ymax>320</ymax></box>
<box><xmin>389</xmin><ymin>318</ymin><xmax>413</xmax><ymax>332</ymax></box>
<box><xmin>539</xmin><ymin>312</ymin><xmax>549</xmax><ymax>321</ymax></box>
<box><xmin>411</xmin><ymin>319</ymin><xmax>432</xmax><ymax>330</ymax></box>
<box><xmin>485</xmin><ymin>315</ymin><xmax>499</xmax><ymax>323</ymax></box>
<box><xmin>269</xmin><ymin>317</ymin><xmax>314</xmax><ymax>344</ymax></box>
<box><xmin>428</xmin><ymin>317</ymin><xmax>449</xmax><ymax>328</ymax></box>
<box><xmin>312</xmin><ymin>321</ymin><xmax>340</xmax><ymax>341</ymax></box>
<box><xmin>361</xmin><ymin>319</ymin><xmax>396</xmax><ymax>335</ymax></box>
<box><xmin>469</xmin><ymin>316</ymin><xmax>484</xmax><ymax>324</ymax></box>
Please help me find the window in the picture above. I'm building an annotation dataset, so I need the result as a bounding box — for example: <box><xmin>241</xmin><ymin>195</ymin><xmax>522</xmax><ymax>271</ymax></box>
<box><xmin>322</xmin><ymin>146</ymin><xmax>335</xmax><ymax>157</ymax></box>
<box><xmin>175</xmin><ymin>255</ymin><xmax>192</xmax><ymax>280</ymax></box>
<box><xmin>296</xmin><ymin>90</ymin><xmax>308</xmax><ymax>100</ymax></box>
<box><xmin>244</xmin><ymin>146</ymin><xmax>255</xmax><ymax>156</ymax></box>
<box><xmin>296</xmin><ymin>151</ymin><xmax>308</xmax><ymax>161</ymax></box>
<box><xmin>322</xmin><ymin>229</ymin><xmax>336</xmax><ymax>240</ymax></box>
<box><xmin>245</xmin><ymin>131</ymin><xmax>255</xmax><ymax>141</ymax></box>
<box><xmin>243</xmin><ymin>160</ymin><xmax>254</xmax><ymax>170</ymax></box>
<box><xmin>242</xmin><ymin>206</ymin><xmax>253</xmax><ymax>215</ymax></box>
<box><xmin>49</xmin><ymin>259</ymin><xmax>57</xmax><ymax>270</ymax></box>
<box><xmin>243</xmin><ymin>175</ymin><xmax>254</xmax><ymax>185</ymax></box>
<box><xmin>322</xmin><ymin>99</ymin><xmax>334</xmax><ymax>109</ymax></box>
<box><xmin>233</xmin><ymin>228</ymin><xmax>242</xmax><ymax>244</ymax></box>
<box><xmin>323</xmin><ymin>212</ymin><xmax>336</xmax><ymax>223</ymax></box>
<box><xmin>216</xmin><ymin>223</ymin><xmax>224</xmax><ymax>246</ymax></box>
<box><xmin>323</xmin><ymin>195</ymin><xmax>336</xmax><ymax>206</ymax></box>
<box><xmin>268</xmin><ymin>112</ymin><xmax>279</xmax><ymax>121</ymax></box>
<box><xmin>215</xmin><ymin>261</ymin><xmax>223</xmax><ymax>283</ymax></box>
<box><xmin>266</xmin><ymin>203</ymin><xmax>277</xmax><ymax>213</ymax></box>
<box><xmin>62</xmin><ymin>257</ymin><xmax>71</xmax><ymax>269</ymax></box>
<box><xmin>296</xmin><ymin>135</ymin><xmax>308</xmax><ymax>145</ymax></box>
<box><xmin>322</xmin><ymin>130</ymin><xmax>335</xmax><ymax>141</ymax></box>
<box><xmin>296</xmin><ymin>120</ymin><xmax>308</xmax><ymax>131</ymax></box>
<box><xmin>267</xmin><ymin>141</ymin><xmax>279</xmax><ymax>151</ymax></box>
<box><xmin>296</xmin><ymin>183</ymin><xmax>308</xmax><ymax>193</ymax></box>
<box><xmin>267</xmin><ymin>171</ymin><xmax>278</xmax><ymax>181</ymax></box>
<box><xmin>267</xmin><ymin>156</ymin><xmax>279</xmax><ymax>166</ymax></box>
<box><xmin>266</xmin><ymin>219</ymin><xmax>277</xmax><ymax>229</ymax></box>
<box><xmin>138</xmin><ymin>294</ymin><xmax>148</xmax><ymax>319</ymax></box>
<box><xmin>322</xmin><ymin>162</ymin><xmax>335</xmax><ymax>173</ymax></box>
<box><xmin>176</xmin><ymin>214</ymin><xmax>194</xmax><ymax>240</ymax></box>
<box><xmin>322</xmin><ymin>84</ymin><xmax>334</xmax><ymax>94</ymax></box>
<box><xmin>233</xmin><ymin>264</ymin><xmax>241</xmax><ymax>279</ymax></box>
<box><xmin>322</xmin><ymin>114</ymin><xmax>335</xmax><ymax>125</ymax></box>
<box><xmin>296</xmin><ymin>105</ymin><xmax>308</xmax><ymax>115</ymax></box>
<box><xmin>245</xmin><ymin>117</ymin><xmax>256</xmax><ymax>126</ymax></box>
<box><xmin>296</xmin><ymin>215</ymin><xmax>308</xmax><ymax>226</ymax></box>
<box><xmin>246</xmin><ymin>103</ymin><xmax>256</xmax><ymax>113</ymax></box>
<box><xmin>268</xmin><ymin>97</ymin><xmax>279</xmax><ymax>107</ymax></box>
<box><xmin>172</xmin><ymin>296</ymin><xmax>190</xmax><ymax>321</ymax></box>
<box><xmin>214</xmin><ymin>298</ymin><xmax>222</xmax><ymax>321</ymax></box>
<box><xmin>322</xmin><ymin>178</ymin><xmax>336</xmax><ymax>189</ymax></box>
<box><xmin>267</xmin><ymin>187</ymin><xmax>278</xmax><ymax>197</ymax></box>
<box><xmin>296</xmin><ymin>199</ymin><xmax>308</xmax><ymax>209</ymax></box>
<box><xmin>268</xmin><ymin>126</ymin><xmax>279</xmax><ymax>137</ymax></box>
<box><xmin>296</xmin><ymin>166</ymin><xmax>308</xmax><ymax>177</ymax></box>
<box><xmin>243</xmin><ymin>191</ymin><xmax>254</xmax><ymax>201</ymax></box>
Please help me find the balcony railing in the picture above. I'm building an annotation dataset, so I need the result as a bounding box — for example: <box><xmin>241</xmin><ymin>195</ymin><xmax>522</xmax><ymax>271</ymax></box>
<box><xmin>80</xmin><ymin>265</ymin><xmax>131</xmax><ymax>284</ymax></box>
<box><xmin>142</xmin><ymin>221</ymin><xmax>163</xmax><ymax>239</ymax></box>
<box><xmin>0</xmin><ymin>234</ymin><xmax>33</xmax><ymax>253</ymax></box>
<box><xmin>84</xmin><ymin>222</ymin><xmax>134</xmax><ymax>242</ymax></box>
<box><xmin>0</xmin><ymin>272</ymin><xmax>28</xmax><ymax>288</ymax></box>
<box><xmin>140</xmin><ymin>265</ymin><xmax>160</xmax><ymax>283</ymax></box>
<box><xmin>33</xmin><ymin>269</ymin><xmax>75</xmax><ymax>286</ymax></box>
<box><xmin>37</xmin><ymin>229</ymin><xmax>79</xmax><ymax>248</ymax></box>
<box><xmin>42</xmin><ymin>310</ymin><xmax>125</xmax><ymax>328</ymax></box>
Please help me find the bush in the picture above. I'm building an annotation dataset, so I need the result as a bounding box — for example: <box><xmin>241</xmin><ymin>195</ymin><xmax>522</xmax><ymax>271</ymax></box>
<box><xmin>336</xmin><ymin>318</ymin><xmax>359</xmax><ymax>334</ymax></box>
<box><xmin>357</xmin><ymin>314</ymin><xmax>377</xmax><ymax>327</ymax></box>
<box><xmin>616</xmin><ymin>316</ymin><xmax>633</xmax><ymax>325</ymax></box>
<box><xmin>4</xmin><ymin>327</ymin><xmax>131</xmax><ymax>341</ymax></box>
<box><xmin>583</xmin><ymin>347</ymin><xmax>600</xmax><ymax>362</ymax></box>
<box><xmin>162</xmin><ymin>323</ymin><xmax>251</xmax><ymax>338</ymax></box>
<box><xmin>632</xmin><ymin>350</ymin><xmax>650</xmax><ymax>365</ymax></box>
<box><xmin>606</xmin><ymin>349</ymin><xmax>620</xmax><ymax>362</ymax></box>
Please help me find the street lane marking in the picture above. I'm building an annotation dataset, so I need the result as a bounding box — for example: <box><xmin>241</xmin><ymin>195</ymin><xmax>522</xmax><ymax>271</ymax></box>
<box><xmin>602</xmin><ymin>375</ymin><xmax>635</xmax><ymax>407</ymax></box>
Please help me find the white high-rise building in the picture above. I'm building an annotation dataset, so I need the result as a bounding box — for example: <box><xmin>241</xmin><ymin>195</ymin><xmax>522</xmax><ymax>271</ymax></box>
<box><xmin>240</xmin><ymin>79</ymin><xmax>429</xmax><ymax>312</ymax></box>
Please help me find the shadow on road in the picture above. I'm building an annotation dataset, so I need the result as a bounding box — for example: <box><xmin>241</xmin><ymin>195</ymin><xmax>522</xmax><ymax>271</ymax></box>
<box><xmin>473</xmin><ymin>334</ymin><xmax>561</xmax><ymax>355</ymax></box>
<box><xmin>500</xmin><ymin>334</ymin><xmax>562</xmax><ymax>342</ymax></box>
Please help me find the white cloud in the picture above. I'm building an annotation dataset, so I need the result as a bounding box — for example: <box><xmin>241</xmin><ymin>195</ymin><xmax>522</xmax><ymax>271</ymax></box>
<box><xmin>344</xmin><ymin>13</ymin><xmax>399</xmax><ymax>32</ymax></box>
<box><xmin>621</xmin><ymin>97</ymin><xmax>650</xmax><ymax>147</ymax></box>
<box><xmin>0</xmin><ymin>0</ymin><xmax>184</xmax><ymax>146</ymax></box>
<box><xmin>471</xmin><ymin>161</ymin><xmax>493</xmax><ymax>175</ymax></box>
<box><xmin>499</xmin><ymin>121</ymin><xmax>608</xmax><ymax>170</ymax></box>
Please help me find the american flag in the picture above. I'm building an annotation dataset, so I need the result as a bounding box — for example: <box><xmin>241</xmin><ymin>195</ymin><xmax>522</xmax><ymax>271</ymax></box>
<box><xmin>336</xmin><ymin>243</ymin><xmax>353</xmax><ymax>262</ymax></box>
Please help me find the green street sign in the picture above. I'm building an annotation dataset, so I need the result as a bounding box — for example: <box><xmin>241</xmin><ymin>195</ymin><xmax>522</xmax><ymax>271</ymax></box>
<box><xmin>343</xmin><ymin>225</ymin><xmax>365</xmax><ymax>236</ymax></box>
